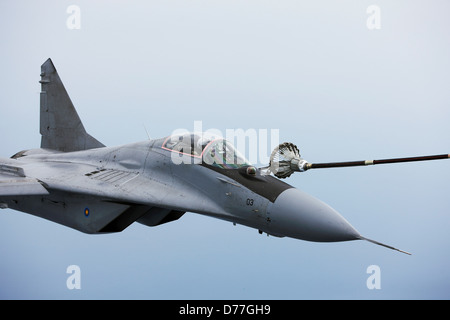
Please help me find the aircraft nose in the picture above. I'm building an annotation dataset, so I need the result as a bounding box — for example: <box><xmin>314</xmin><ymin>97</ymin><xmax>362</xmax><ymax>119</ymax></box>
<box><xmin>268</xmin><ymin>188</ymin><xmax>361</xmax><ymax>242</ymax></box>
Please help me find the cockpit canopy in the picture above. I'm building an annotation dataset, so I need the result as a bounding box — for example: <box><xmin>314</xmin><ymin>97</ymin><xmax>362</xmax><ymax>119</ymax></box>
<box><xmin>162</xmin><ymin>132</ymin><xmax>251</xmax><ymax>169</ymax></box>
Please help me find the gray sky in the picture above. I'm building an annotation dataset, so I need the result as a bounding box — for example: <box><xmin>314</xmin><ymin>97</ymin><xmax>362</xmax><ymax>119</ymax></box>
<box><xmin>0</xmin><ymin>0</ymin><xmax>449</xmax><ymax>299</ymax></box>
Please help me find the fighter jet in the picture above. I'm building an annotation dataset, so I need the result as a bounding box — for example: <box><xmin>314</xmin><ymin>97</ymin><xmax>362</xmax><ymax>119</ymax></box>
<box><xmin>1</xmin><ymin>59</ymin><xmax>448</xmax><ymax>254</ymax></box>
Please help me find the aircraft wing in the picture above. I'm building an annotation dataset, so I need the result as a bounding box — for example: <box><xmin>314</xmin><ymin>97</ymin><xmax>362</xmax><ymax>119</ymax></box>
<box><xmin>1</xmin><ymin>159</ymin><xmax>227</xmax><ymax>233</ymax></box>
<box><xmin>0</xmin><ymin>175</ymin><xmax>49</xmax><ymax>196</ymax></box>
<box><xmin>0</xmin><ymin>164</ymin><xmax>49</xmax><ymax>196</ymax></box>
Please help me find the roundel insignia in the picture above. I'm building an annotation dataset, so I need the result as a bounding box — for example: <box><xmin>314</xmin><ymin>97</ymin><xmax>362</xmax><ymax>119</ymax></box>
<box><xmin>84</xmin><ymin>207</ymin><xmax>90</xmax><ymax>217</ymax></box>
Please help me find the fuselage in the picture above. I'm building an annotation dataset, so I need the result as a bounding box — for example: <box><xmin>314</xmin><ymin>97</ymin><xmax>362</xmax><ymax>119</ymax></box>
<box><xmin>2</xmin><ymin>133</ymin><xmax>361</xmax><ymax>242</ymax></box>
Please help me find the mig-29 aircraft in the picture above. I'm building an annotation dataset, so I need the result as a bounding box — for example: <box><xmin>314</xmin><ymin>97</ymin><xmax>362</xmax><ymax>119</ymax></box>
<box><xmin>1</xmin><ymin>59</ymin><xmax>448</xmax><ymax>254</ymax></box>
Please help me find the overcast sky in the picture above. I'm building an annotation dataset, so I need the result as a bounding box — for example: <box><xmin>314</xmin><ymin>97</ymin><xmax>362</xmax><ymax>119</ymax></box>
<box><xmin>0</xmin><ymin>0</ymin><xmax>449</xmax><ymax>299</ymax></box>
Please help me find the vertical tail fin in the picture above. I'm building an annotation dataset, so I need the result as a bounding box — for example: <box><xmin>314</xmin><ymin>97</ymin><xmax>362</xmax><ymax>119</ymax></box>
<box><xmin>39</xmin><ymin>58</ymin><xmax>105</xmax><ymax>152</ymax></box>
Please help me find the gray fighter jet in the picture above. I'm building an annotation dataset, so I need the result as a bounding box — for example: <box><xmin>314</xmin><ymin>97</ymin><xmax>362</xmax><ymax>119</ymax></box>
<box><xmin>1</xmin><ymin>59</ymin><xmax>448</xmax><ymax>254</ymax></box>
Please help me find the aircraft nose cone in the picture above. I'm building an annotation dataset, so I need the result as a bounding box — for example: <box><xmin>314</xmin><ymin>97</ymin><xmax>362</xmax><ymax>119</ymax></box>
<box><xmin>268</xmin><ymin>188</ymin><xmax>360</xmax><ymax>242</ymax></box>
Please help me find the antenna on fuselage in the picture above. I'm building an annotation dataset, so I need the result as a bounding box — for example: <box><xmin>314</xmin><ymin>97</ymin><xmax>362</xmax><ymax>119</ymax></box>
<box><xmin>143</xmin><ymin>123</ymin><xmax>151</xmax><ymax>140</ymax></box>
